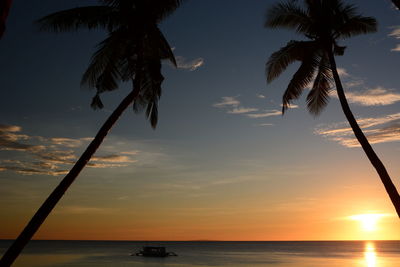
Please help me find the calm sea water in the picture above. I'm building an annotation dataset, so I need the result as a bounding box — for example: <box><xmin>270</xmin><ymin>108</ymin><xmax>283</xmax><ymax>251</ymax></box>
<box><xmin>0</xmin><ymin>240</ymin><xmax>399</xmax><ymax>267</ymax></box>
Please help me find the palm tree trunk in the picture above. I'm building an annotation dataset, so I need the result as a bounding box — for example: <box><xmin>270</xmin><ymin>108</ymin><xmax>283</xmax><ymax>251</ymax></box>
<box><xmin>0</xmin><ymin>87</ymin><xmax>140</xmax><ymax>267</ymax></box>
<box><xmin>327</xmin><ymin>50</ymin><xmax>400</xmax><ymax>218</ymax></box>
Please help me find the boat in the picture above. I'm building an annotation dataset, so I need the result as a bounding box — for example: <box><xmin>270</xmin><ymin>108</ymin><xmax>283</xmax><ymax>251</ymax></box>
<box><xmin>133</xmin><ymin>246</ymin><xmax>178</xmax><ymax>257</ymax></box>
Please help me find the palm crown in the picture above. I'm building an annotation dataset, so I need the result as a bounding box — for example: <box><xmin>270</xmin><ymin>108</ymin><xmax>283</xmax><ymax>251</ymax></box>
<box><xmin>37</xmin><ymin>0</ymin><xmax>183</xmax><ymax>128</ymax></box>
<box><xmin>265</xmin><ymin>0</ymin><xmax>376</xmax><ymax>115</ymax></box>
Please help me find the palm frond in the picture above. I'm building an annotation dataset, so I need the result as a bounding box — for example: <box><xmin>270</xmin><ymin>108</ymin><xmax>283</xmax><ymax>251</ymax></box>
<box><xmin>37</xmin><ymin>6</ymin><xmax>118</xmax><ymax>32</ymax></box>
<box><xmin>143</xmin><ymin>25</ymin><xmax>177</xmax><ymax>67</ymax></box>
<box><xmin>132</xmin><ymin>58</ymin><xmax>163</xmax><ymax>128</ymax></box>
<box><xmin>153</xmin><ymin>26</ymin><xmax>177</xmax><ymax>66</ymax></box>
<box><xmin>100</xmin><ymin>0</ymin><xmax>184</xmax><ymax>23</ymax></box>
<box><xmin>282</xmin><ymin>53</ymin><xmax>320</xmax><ymax>113</ymax></box>
<box><xmin>145</xmin><ymin>101</ymin><xmax>159</xmax><ymax>129</ymax></box>
<box><xmin>142</xmin><ymin>59</ymin><xmax>163</xmax><ymax>128</ymax></box>
<box><xmin>306</xmin><ymin>55</ymin><xmax>333</xmax><ymax>115</ymax></box>
<box><xmin>266</xmin><ymin>40</ymin><xmax>316</xmax><ymax>83</ymax></box>
<box><xmin>91</xmin><ymin>93</ymin><xmax>104</xmax><ymax>109</ymax></box>
<box><xmin>81</xmin><ymin>31</ymin><xmax>126</xmax><ymax>90</ymax></box>
<box><xmin>334</xmin><ymin>16</ymin><xmax>377</xmax><ymax>39</ymax></box>
<box><xmin>265</xmin><ymin>1</ymin><xmax>313</xmax><ymax>35</ymax></box>
<box><xmin>151</xmin><ymin>0</ymin><xmax>186</xmax><ymax>22</ymax></box>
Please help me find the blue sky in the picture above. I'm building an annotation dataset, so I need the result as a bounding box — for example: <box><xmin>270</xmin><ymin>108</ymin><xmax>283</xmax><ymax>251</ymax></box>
<box><xmin>1</xmin><ymin>0</ymin><xmax>400</xmax><ymax>240</ymax></box>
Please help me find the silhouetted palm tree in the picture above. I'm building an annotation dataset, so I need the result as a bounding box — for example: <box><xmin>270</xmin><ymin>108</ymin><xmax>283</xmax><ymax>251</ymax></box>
<box><xmin>0</xmin><ymin>0</ymin><xmax>182</xmax><ymax>265</ymax></box>
<box><xmin>265</xmin><ymin>0</ymin><xmax>400</xmax><ymax>217</ymax></box>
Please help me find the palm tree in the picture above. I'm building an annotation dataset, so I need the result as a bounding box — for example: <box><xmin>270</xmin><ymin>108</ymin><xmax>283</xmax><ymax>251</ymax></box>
<box><xmin>0</xmin><ymin>0</ymin><xmax>183</xmax><ymax>265</ymax></box>
<box><xmin>265</xmin><ymin>0</ymin><xmax>400</xmax><ymax>217</ymax></box>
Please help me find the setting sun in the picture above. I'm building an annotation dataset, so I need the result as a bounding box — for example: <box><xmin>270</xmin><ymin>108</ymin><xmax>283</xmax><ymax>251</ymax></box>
<box><xmin>349</xmin><ymin>214</ymin><xmax>387</xmax><ymax>232</ymax></box>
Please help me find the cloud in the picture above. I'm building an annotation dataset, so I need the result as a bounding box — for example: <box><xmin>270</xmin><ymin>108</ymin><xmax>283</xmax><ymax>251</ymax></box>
<box><xmin>214</xmin><ymin>96</ymin><xmax>283</xmax><ymax>125</ymax></box>
<box><xmin>256</xmin><ymin>94</ymin><xmax>266</xmax><ymax>99</ymax></box>
<box><xmin>0</xmin><ymin>124</ymin><xmax>139</xmax><ymax>176</ymax></box>
<box><xmin>327</xmin><ymin>68</ymin><xmax>400</xmax><ymax>107</ymax></box>
<box><xmin>247</xmin><ymin>110</ymin><xmax>282</xmax><ymax>118</ymax></box>
<box><xmin>0</xmin><ymin>124</ymin><xmax>21</xmax><ymax>132</ymax></box>
<box><xmin>389</xmin><ymin>26</ymin><xmax>400</xmax><ymax>52</ymax></box>
<box><xmin>213</xmin><ymin>96</ymin><xmax>240</xmax><ymax>108</ymax></box>
<box><xmin>257</xmin><ymin>123</ymin><xmax>274</xmax><ymax>127</ymax></box>
<box><xmin>280</xmin><ymin>104</ymin><xmax>299</xmax><ymax>109</ymax></box>
<box><xmin>315</xmin><ymin>113</ymin><xmax>400</xmax><ymax>147</ymax></box>
<box><xmin>389</xmin><ymin>26</ymin><xmax>400</xmax><ymax>39</ymax></box>
<box><xmin>50</xmin><ymin>138</ymin><xmax>83</xmax><ymax>148</ymax></box>
<box><xmin>86</xmin><ymin>162</ymin><xmax>128</xmax><ymax>168</ymax></box>
<box><xmin>344</xmin><ymin>80</ymin><xmax>364</xmax><ymax>88</ymax></box>
<box><xmin>0</xmin><ymin>125</ymin><xmax>44</xmax><ymax>152</ymax></box>
<box><xmin>391</xmin><ymin>45</ymin><xmax>400</xmax><ymax>52</ymax></box>
<box><xmin>227</xmin><ymin>107</ymin><xmax>259</xmax><ymax>114</ymax></box>
<box><xmin>344</xmin><ymin>87</ymin><xmax>400</xmax><ymax>106</ymax></box>
<box><xmin>214</xmin><ymin>96</ymin><xmax>259</xmax><ymax>115</ymax></box>
<box><xmin>175</xmin><ymin>56</ymin><xmax>204</xmax><ymax>71</ymax></box>
<box><xmin>121</xmin><ymin>150</ymin><xmax>140</xmax><ymax>155</ymax></box>
<box><xmin>91</xmin><ymin>154</ymin><xmax>136</xmax><ymax>163</ymax></box>
<box><xmin>35</xmin><ymin>151</ymin><xmax>76</xmax><ymax>165</ymax></box>
<box><xmin>0</xmin><ymin>165</ymin><xmax>68</xmax><ymax>176</ymax></box>
<box><xmin>337</xmin><ymin>68</ymin><xmax>350</xmax><ymax>77</ymax></box>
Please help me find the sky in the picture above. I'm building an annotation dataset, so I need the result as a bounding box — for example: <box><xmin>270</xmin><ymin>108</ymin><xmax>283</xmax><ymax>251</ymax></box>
<box><xmin>0</xmin><ymin>0</ymin><xmax>400</xmax><ymax>241</ymax></box>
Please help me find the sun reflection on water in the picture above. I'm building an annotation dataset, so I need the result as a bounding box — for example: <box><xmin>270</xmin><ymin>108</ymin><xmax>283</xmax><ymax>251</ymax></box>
<box><xmin>364</xmin><ymin>242</ymin><xmax>377</xmax><ymax>267</ymax></box>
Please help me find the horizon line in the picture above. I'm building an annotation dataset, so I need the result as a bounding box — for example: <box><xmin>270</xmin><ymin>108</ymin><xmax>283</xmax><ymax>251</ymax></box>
<box><xmin>1</xmin><ymin>239</ymin><xmax>399</xmax><ymax>242</ymax></box>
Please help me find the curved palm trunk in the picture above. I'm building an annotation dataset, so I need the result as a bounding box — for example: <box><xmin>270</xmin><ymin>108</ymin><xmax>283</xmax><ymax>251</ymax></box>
<box><xmin>327</xmin><ymin>50</ymin><xmax>400</xmax><ymax>218</ymax></box>
<box><xmin>0</xmin><ymin>87</ymin><xmax>140</xmax><ymax>267</ymax></box>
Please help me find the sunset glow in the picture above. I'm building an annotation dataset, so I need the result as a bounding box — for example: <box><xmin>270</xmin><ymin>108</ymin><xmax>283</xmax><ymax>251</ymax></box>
<box><xmin>364</xmin><ymin>242</ymin><xmax>377</xmax><ymax>267</ymax></box>
<box><xmin>349</xmin><ymin>214</ymin><xmax>387</xmax><ymax>232</ymax></box>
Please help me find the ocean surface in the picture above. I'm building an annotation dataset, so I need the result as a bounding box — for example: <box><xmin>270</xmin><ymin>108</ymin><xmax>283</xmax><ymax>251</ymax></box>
<box><xmin>0</xmin><ymin>240</ymin><xmax>399</xmax><ymax>267</ymax></box>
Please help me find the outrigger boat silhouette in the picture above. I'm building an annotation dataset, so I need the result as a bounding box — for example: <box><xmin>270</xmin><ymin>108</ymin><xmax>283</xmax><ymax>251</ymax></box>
<box><xmin>132</xmin><ymin>246</ymin><xmax>178</xmax><ymax>257</ymax></box>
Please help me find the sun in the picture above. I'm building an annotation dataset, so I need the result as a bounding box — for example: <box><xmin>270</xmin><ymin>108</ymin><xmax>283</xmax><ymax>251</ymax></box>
<box><xmin>348</xmin><ymin>214</ymin><xmax>386</xmax><ymax>232</ymax></box>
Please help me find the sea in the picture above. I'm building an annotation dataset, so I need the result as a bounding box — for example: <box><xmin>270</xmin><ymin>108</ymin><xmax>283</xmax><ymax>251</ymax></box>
<box><xmin>0</xmin><ymin>240</ymin><xmax>399</xmax><ymax>267</ymax></box>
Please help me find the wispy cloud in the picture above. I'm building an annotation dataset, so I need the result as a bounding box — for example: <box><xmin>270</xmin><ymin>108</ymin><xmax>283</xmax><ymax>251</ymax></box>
<box><xmin>0</xmin><ymin>165</ymin><xmax>69</xmax><ymax>176</ymax></box>
<box><xmin>213</xmin><ymin>96</ymin><xmax>259</xmax><ymax>115</ymax></box>
<box><xmin>121</xmin><ymin>150</ymin><xmax>140</xmax><ymax>155</ymax></box>
<box><xmin>227</xmin><ymin>107</ymin><xmax>258</xmax><ymax>114</ymax></box>
<box><xmin>213</xmin><ymin>96</ymin><xmax>240</xmax><ymax>108</ymax></box>
<box><xmin>329</xmin><ymin>68</ymin><xmax>400</xmax><ymax>106</ymax></box>
<box><xmin>256</xmin><ymin>94</ymin><xmax>266</xmax><ymax>99</ymax></box>
<box><xmin>0</xmin><ymin>124</ymin><xmax>44</xmax><ymax>152</ymax></box>
<box><xmin>344</xmin><ymin>80</ymin><xmax>364</xmax><ymax>88</ymax></box>
<box><xmin>247</xmin><ymin>110</ymin><xmax>282</xmax><ymax>118</ymax></box>
<box><xmin>0</xmin><ymin>125</ymin><xmax>21</xmax><ymax>132</ymax></box>
<box><xmin>280</xmin><ymin>104</ymin><xmax>299</xmax><ymax>109</ymax></box>
<box><xmin>344</xmin><ymin>87</ymin><xmax>400</xmax><ymax>106</ymax></box>
<box><xmin>214</xmin><ymin>96</ymin><xmax>285</xmax><ymax>126</ymax></box>
<box><xmin>392</xmin><ymin>45</ymin><xmax>400</xmax><ymax>52</ymax></box>
<box><xmin>0</xmin><ymin>124</ymin><xmax>139</xmax><ymax>176</ymax></box>
<box><xmin>389</xmin><ymin>26</ymin><xmax>400</xmax><ymax>52</ymax></box>
<box><xmin>315</xmin><ymin>113</ymin><xmax>400</xmax><ymax>147</ymax></box>
<box><xmin>50</xmin><ymin>138</ymin><xmax>83</xmax><ymax>148</ymax></box>
<box><xmin>175</xmin><ymin>56</ymin><xmax>204</xmax><ymax>71</ymax></box>
<box><xmin>337</xmin><ymin>68</ymin><xmax>350</xmax><ymax>77</ymax></box>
